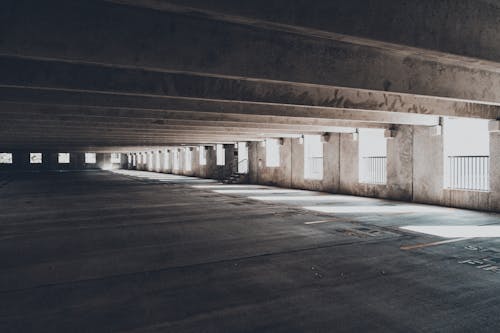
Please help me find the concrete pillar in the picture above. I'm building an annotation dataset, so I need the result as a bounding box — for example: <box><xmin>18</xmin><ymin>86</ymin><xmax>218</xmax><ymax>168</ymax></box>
<box><xmin>412</xmin><ymin>126</ymin><xmax>444</xmax><ymax>205</ymax></box>
<box><xmin>386</xmin><ymin>125</ymin><xmax>413</xmax><ymax>201</ymax></box>
<box><xmin>248</xmin><ymin>142</ymin><xmax>259</xmax><ymax>184</ymax></box>
<box><xmin>339</xmin><ymin>133</ymin><xmax>360</xmax><ymax>194</ymax></box>
<box><xmin>489</xmin><ymin>121</ymin><xmax>500</xmax><ymax>211</ymax></box>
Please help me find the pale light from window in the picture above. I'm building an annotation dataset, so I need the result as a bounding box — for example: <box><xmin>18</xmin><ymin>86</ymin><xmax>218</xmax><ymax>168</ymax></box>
<box><xmin>185</xmin><ymin>148</ymin><xmax>192</xmax><ymax>171</ymax></box>
<box><xmin>164</xmin><ymin>150</ymin><xmax>170</xmax><ymax>169</ymax></box>
<box><xmin>304</xmin><ymin>135</ymin><xmax>323</xmax><ymax>180</ymax></box>
<box><xmin>30</xmin><ymin>153</ymin><xmax>42</xmax><ymax>164</ymax></box>
<box><xmin>216</xmin><ymin>144</ymin><xmax>225</xmax><ymax>166</ymax></box>
<box><xmin>155</xmin><ymin>151</ymin><xmax>161</xmax><ymax>169</ymax></box>
<box><xmin>58</xmin><ymin>153</ymin><xmax>70</xmax><ymax>164</ymax></box>
<box><xmin>85</xmin><ymin>153</ymin><xmax>96</xmax><ymax>164</ymax></box>
<box><xmin>443</xmin><ymin>118</ymin><xmax>490</xmax><ymax>191</ymax></box>
<box><xmin>358</xmin><ymin>129</ymin><xmax>387</xmax><ymax>184</ymax></box>
<box><xmin>199</xmin><ymin>146</ymin><xmax>207</xmax><ymax>166</ymax></box>
<box><xmin>173</xmin><ymin>149</ymin><xmax>180</xmax><ymax>170</ymax></box>
<box><xmin>237</xmin><ymin>142</ymin><xmax>249</xmax><ymax>173</ymax></box>
<box><xmin>0</xmin><ymin>153</ymin><xmax>13</xmax><ymax>164</ymax></box>
<box><xmin>111</xmin><ymin>153</ymin><xmax>121</xmax><ymax>164</ymax></box>
<box><xmin>148</xmin><ymin>152</ymin><xmax>153</xmax><ymax>166</ymax></box>
<box><xmin>265</xmin><ymin>139</ymin><xmax>280</xmax><ymax>167</ymax></box>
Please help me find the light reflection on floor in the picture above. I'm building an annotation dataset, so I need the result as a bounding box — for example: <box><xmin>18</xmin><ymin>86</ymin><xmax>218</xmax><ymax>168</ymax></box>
<box><xmin>401</xmin><ymin>226</ymin><xmax>500</xmax><ymax>238</ymax></box>
<box><xmin>112</xmin><ymin>170</ymin><xmax>500</xmax><ymax>239</ymax></box>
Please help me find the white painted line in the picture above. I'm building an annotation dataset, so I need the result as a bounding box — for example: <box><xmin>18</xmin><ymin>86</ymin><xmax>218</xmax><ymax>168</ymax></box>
<box><xmin>400</xmin><ymin>237</ymin><xmax>471</xmax><ymax>250</ymax></box>
<box><xmin>304</xmin><ymin>219</ymin><xmax>339</xmax><ymax>225</ymax></box>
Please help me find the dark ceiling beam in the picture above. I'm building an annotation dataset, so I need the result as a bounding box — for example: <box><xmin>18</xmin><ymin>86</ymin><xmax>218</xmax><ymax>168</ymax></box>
<box><xmin>112</xmin><ymin>0</ymin><xmax>500</xmax><ymax>66</ymax></box>
<box><xmin>0</xmin><ymin>88</ymin><xmax>439</xmax><ymax>126</ymax></box>
<box><xmin>0</xmin><ymin>56</ymin><xmax>497</xmax><ymax>119</ymax></box>
<box><xmin>2</xmin><ymin>0</ymin><xmax>500</xmax><ymax>104</ymax></box>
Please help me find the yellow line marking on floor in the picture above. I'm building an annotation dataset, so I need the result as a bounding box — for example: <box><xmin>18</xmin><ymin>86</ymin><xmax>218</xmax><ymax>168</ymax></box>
<box><xmin>400</xmin><ymin>237</ymin><xmax>471</xmax><ymax>250</ymax></box>
<box><xmin>304</xmin><ymin>219</ymin><xmax>339</xmax><ymax>225</ymax></box>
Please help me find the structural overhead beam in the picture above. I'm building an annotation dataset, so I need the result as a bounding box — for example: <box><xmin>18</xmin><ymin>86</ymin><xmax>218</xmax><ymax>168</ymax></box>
<box><xmin>1</xmin><ymin>55</ymin><xmax>498</xmax><ymax>119</ymax></box>
<box><xmin>109</xmin><ymin>0</ymin><xmax>500</xmax><ymax>67</ymax></box>
<box><xmin>2</xmin><ymin>0</ymin><xmax>500</xmax><ymax>104</ymax></box>
<box><xmin>0</xmin><ymin>88</ymin><xmax>439</xmax><ymax>126</ymax></box>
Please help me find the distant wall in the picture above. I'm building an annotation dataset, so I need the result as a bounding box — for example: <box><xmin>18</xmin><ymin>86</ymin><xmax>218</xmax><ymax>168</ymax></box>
<box><xmin>127</xmin><ymin>124</ymin><xmax>499</xmax><ymax>213</ymax></box>
<box><xmin>0</xmin><ymin>151</ymin><xmax>119</xmax><ymax>171</ymax></box>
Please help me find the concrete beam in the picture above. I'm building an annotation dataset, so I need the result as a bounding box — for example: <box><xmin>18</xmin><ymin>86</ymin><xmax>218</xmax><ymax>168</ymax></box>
<box><xmin>2</xmin><ymin>0</ymin><xmax>500</xmax><ymax>103</ymax></box>
<box><xmin>114</xmin><ymin>0</ymin><xmax>500</xmax><ymax>65</ymax></box>
<box><xmin>1</xmin><ymin>56</ymin><xmax>498</xmax><ymax>119</ymax></box>
<box><xmin>0</xmin><ymin>87</ymin><xmax>439</xmax><ymax>125</ymax></box>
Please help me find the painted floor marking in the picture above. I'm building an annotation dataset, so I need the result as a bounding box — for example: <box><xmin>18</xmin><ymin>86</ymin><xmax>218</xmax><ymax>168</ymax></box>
<box><xmin>400</xmin><ymin>237</ymin><xmax>471</xmax><ymax>250</ymax></box>
<box><xmin>304</xmin><ymin>219</ymin><xmax>339</xmax><ymax>225</ymax></box>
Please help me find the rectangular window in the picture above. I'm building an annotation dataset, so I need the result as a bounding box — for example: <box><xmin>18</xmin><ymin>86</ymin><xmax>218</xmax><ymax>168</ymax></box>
<box><xmin>58</xmin><ymin>153</ymin><xmax>70</xmax><ymax>164</ymax></box>
<box><xmin>148</xmin><ymin>152</ymin><xmax>153</xmax><ymax>167</ymax></box>
<box><xmin>185</xmin><ymin>148</ymin><xmax>192</xmax><ymax>171</ymax></box>
<box><xmin>358</xmin><ymin>129</ymin><xmax>387</xmax><ymax>184</ymax></box>
<box><xmin>155</xmin><ymin>151</ymin><xmax>161</xmax><ymax>170</ymax></box>
<box><xmin>132</xmin><ymin>154</ymin><xmax>137</xmax><ymax>166</ymax></box>
<box><xmin>265</xmin><ymin>139</ymin><xmax>280</xmax><ymax>167</ymax></box>
<box><xmin>0</xmin><ymin>153</ymin><xmax>13</xmax><ymax>164</ymax></box>
<box><xmin>164</xmin><ymin>150</ymin><xmax>170</xmax><ymax>169</ymax></box>
<box><xmin>199</xmin><ymin>146</ymin><xmax>207</xmax><ymax>166</ymax></box>
<box><xmin>216</xmin><ymin>144</ymin><xmax>225</xmax><ymax>166</ymax></box>
<box><xmin>30</xmin><ymin>153</ymin><xmax>42</xmax><ymax>164</ymax></box>
<box><xmin>237</xmin><ymin>142</ymin><xmax>249</xmax><ymax>173</ymax></box>
<box><xmin>304</xmin><ymin>135</ymin><xmax>323</xmax><ymax>180</ymax></box>
<box><xmin>444</xmin><ymin>118</ymin><xmax>490</xmax><ymax>191</ymax></box>
<box><xmin>173</xmin><ymin>149</ymin><xmax>180</xmax><ymax>170</ymax></box>
<box><xmin>111</xmin><ymin>153</ymin><xmax>121</xmax><ymax>164</ymax></box>
<box><xmin>85</xmin><ymin>153</ymin><xmax>96</xmax><ymax>164</ymax></box>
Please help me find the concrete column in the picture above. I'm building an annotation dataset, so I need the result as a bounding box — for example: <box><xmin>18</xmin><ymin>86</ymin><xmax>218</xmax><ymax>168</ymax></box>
<box><xmin>412</xmin><ymin>126</ymin><xmax>444</xmax><ymax>205</ymax></box>
<box><xmin>339</xmin><ymin>133</ymin><xmax>360</xmax><ymax>194</ymax></box>
<box><xmin>248</xmin><ymin>142</ymin><xmax>259</xmax><ymax>184</ymax></box>
<box><xmin>489</xmin><ymin>121</ymin><xmax>500</xmax><ymax>211</ymax></box>
<box><xmin>386</xmin><ymin>125</ymin><xmax>413</xmax><ymax>201</ymax></box>
<box><xmin>192</xmin><ymin>147</ymin><xmax>200</xmax><ymax>177</ymax></box>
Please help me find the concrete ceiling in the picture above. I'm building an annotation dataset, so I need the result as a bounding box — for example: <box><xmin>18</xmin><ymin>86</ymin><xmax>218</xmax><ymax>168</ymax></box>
<box><xmin>1</xmin><ymin>0</ymin><xmax>499</xmax><ymax>151</ymax></box>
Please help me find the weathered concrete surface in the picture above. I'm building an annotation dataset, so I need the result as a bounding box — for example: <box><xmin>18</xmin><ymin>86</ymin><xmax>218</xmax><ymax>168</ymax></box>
<box><xmin>152</xmin><ymin>0</ymin><xmax>500</xmax><ymax>64</ymax></box>
<box><xmin>3</xmin><ymin>0</ymin><xmax>500</xmax><ymax>104</ymax></box>
<box><xmin>1</xmin><ymin>171</ymin><xmax>499</xmax><ymax>332</ymax></box>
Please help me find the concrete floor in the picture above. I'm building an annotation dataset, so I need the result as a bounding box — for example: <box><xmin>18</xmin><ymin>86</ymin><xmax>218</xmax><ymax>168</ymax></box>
<box><xmin>1</xmin><ymin>170</ymin><xmax>499</xmax><ymax>332</ymax></box>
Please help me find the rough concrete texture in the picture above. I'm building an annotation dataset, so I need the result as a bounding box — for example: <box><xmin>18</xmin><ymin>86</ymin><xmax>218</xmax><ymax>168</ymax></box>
<box><xmin>2</xmin><ymin>170</ymin><xmax>499</xmax><ymax>332</ymax></box>
<box><xmin>152</xmin><ymin>125</ymin><xmax>499</xmax><ymax>212</ymax></box>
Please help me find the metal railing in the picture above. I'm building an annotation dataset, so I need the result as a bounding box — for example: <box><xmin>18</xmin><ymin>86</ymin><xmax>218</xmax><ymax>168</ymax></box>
<box><xmin>447</xmin><ymin>156</ymin><xmax>489</xmax><ymax>191</ymax></box>
<box><xmin>305</xmin><ymin>156</ymin><xmax>323</xmax><ymax>179</ymax></box>
<box><xmin>360</xmin><ymin>156</ymin><xmax>387</xmax><ymax>184</ymax></box>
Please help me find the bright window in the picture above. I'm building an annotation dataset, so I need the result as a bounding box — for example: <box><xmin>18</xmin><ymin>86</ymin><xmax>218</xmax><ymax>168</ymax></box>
<box><xmin>155</xmin><ymin>151</ymin><xmax>161</xmax><ymax>169</ymax></box>
<box><xmin>0</xmin><ymin>153</ymin><xmax>13</xmax><ymax>164</ymax></box>
<box><xmin>304</xmin><ymin>135</ymin><xmax>323</xmax><ymax>180</ymax></box>
<box><xmin>185</xmin><ymin>148</ymin><xmax>192</xmax><ymax>171</ymax></box>
<box><xmin>164</xmin><ymin>150</ymin><xmax>170</xmax><ymax>169</ymax></box>
<box><xmin>216</xmin><ymin>144</ymin><xmax>225</xmax><ymax>166</ymax></box>
<box><xmin>58</xmin><ymin>153</ymin><xmax>70</xmax><ymax>164</ymax></box>
<box><xmin>265</xmin><ymin>139</ymin><xmax>280</xmax><ymax>167</ymax></box>
<box><xmin>358</xmin><ymin>129</ymin><xmax>387</xmax><ymax>184</ymax></box>
<box><xmin>444</xmin><ymin>118</ymin><xmax>490</xmax><ymax>191</ymax></box>
<box><xmin>173</xmin><ymin>149</ymin><xmax>180</xmax><ymax>170</ymax></box>
<box><xmin>85</xmin><ymin>153</ymin><xmax>96</xmax><ymax>164</ymax></box>
<box><xmin>199</xmin><ymin>146</ymin><xmax>207</xmax><ymax>166</ymax></box>
<box><xmin>111</xmin><ymin>153</ymin><xmax>121</xmax><ymax>164</ymax></box>
<box><xmin>237</xmin><ymin>142</ymin><xmax>248</xmax><ymax>173</ymax></box>
<box><xmin>145</xmin><ymin>152</ymin><xmax>151</xmax><ymax>167</ymax></box>
<box><xmin>30</xmin><ymin>153</ymin><xmax>42</xmax><ymax>164</ymax></box>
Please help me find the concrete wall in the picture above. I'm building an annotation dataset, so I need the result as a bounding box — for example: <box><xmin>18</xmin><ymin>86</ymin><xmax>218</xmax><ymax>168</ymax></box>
<box><xmin>126</xmin><ymin>124</ymin><xmax>500</xmax><ymax>212</ymax></box>
<box><xmin>0</xmin><ymin>151</ymin><xmax>115</xmax><ymax>171</ymax></box>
